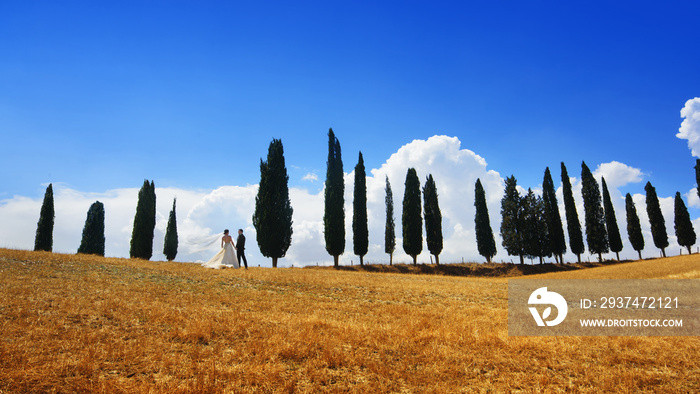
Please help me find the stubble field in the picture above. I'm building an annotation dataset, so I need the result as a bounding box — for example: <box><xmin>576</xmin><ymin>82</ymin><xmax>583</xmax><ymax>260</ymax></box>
<box><xmin>0</xmin><ymin>248</ymin><xmax>698</xmax><ymax>393</ymax></box>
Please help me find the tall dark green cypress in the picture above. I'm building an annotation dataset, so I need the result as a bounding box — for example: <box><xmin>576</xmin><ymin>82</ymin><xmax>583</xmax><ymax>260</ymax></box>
<box><xmin>253</xmin><ymin>139</ymin><xmax>294</xmax><ymax>268</ymax></box>
<box><xmin>674</xmin><ymin>192</ymin><xmax>696</xmax><ymax>255</ymax></box>
<box><xmin>423</xmin><ymin>174</ymin><xmax>443</xmax><ymax>265</ymax></box>
<box><xmin>352</xmin><ymin>152</ymin><xmax>368</xmax><ymax>265</ymax></box>
<box><xmin>500</xmin><ymin>175</ymin><xmax>524</xmax><ymax>264</ymax></box>
<box><xmin>561</xmin><ymin>163</ymin><xmax>585</xmax><ymax>263</ymax></box>
<box><xmin>625</xmin><ymin>193</ymin><xmax>645</xmax><ymax>260</ymax></box>
<box><xmin>130</xmin><ymin>180</ymin><xmax>156</xmax><ymax>260</ymax></box>
<box><xmin>695</xmin><ymin>159</ymin><xmax>700</xmax><ymax>199</ymax></box>
<box><xmin>474</xmin><ymin>178</ymin><xmax>496</xmax><ymax>263</ymax></box>
<box><xmin>384</xmin><ymin>176</ymin><xmax>396</xmax><ymax>265</ymax></box>
<box><xmin>521</xmin><ymin>189</ymin><xmax>551</xmax><ymax>264</ymax></box>
<box><xmin>581</xmin><ymin>162</ymin><xmax>609</xmax><ymax>262</ymax></box>
<box><xmin>323</xmin><ymin>129</ymin><xmax>345</xmax><ymax>267</ymax></box>
<box><xmin>163</xmin><ymin>198</ymin><xmax>178</xmax><ymax>261</ymax></box>
<box><xmin>542</xmin><ymin>167</ymin><xmax>566</xmax><ymax>263</ymax></box>
<box><xmin>78</xmin><ymin>201</ymin><xmax>105</xmax><ymax>256</ymax></box>
<box><xmin>402</xmin><ymin>168</ymin><xmax>422</xmax><ymax>265</ymax></box>
<box><xmin>601</xmin><ymin>177</ymin><xmax>623</xmax><ymax>260</ymax></box>
<box><xmin>34</xmin><ymin>183</ymin><xmax>55</xmax><ymax>252</ymax></box>
<box><xmin>644</xmin><ymin>181</ymin><xmax>669</xmax><ymax>257</ymax></box>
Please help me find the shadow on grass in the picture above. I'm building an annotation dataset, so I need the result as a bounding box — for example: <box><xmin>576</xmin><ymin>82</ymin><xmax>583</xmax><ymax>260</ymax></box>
<box><xmin>307</xmin><ymin>259</ymin><xmax>635</xmax><ymax>278</ymax></box>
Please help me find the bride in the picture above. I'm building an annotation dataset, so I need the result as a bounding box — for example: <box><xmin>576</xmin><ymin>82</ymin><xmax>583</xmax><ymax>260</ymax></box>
<box><xmin>201</xmin><ymin>229</ymin><xmax>239</xmax><ymax>269</ymax></box>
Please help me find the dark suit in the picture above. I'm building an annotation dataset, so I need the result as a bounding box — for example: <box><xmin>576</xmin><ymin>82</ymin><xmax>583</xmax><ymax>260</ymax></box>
<box><xmin>236</xmin><ymin>233</ymin><xmax>248</xmax><ymax>268</ymax></box>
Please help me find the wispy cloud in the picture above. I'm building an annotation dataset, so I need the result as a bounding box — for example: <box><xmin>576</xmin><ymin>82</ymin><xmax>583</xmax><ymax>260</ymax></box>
<box><xmin>302</xmin><ymin>173</ymin><xmax>319</xmax><ymax>182</ymax></box>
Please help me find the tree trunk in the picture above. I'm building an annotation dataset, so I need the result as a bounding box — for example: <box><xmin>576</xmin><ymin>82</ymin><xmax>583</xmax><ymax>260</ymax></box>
<box><xmin>434</xmin><ymin>254</ymin><xmax>440</xmax><ymax>265</ymax></box>
<box><xmin>334</xmin><ymin>255</ymin><xmax>339</xmax><ymax>267</ymax></box>
<box><xmin>412</xmin><ymin>255</ymin><xmax>417</xmax><ymax>265</ymax></box>
<box><xmin>597</xmin><ymin>252</ymin><xmax>602</xmax><ymax>262</ymax></box>
<box><xmin>615</xmin><ymin>252</ymin><xmax>620</xmax><ymax>261</ymax></box>
<box><xmin>389</xmin><ymin>253</ymin><xmax>393</xmax><ymax>266</ymax></box>
<box><xmin>637</xmin><ymin>250</ymin><xmax>642</xmax><ymax>260</ymax></box>
<box><xmin>359</xmin><ymin>255</ymin><xmax>364</xmax><ymax>266</ymax></box>
<box><xmin>576</xmin><ymin>253</ymin><xmax>582</xmax><ymax>264</ymax></box>
<box><xmin>272</xmin><ymin>257</ymin><xmax>278</xmax><ymax>268</ymax></box>
<box><xmin>519</xmin><ymin>254</ymin><xmax>524</xmax><ymax>265</ymax></box>
<box><xmin>661</xmin><ymin>248</ymin><xmax>666</xmax><ymax>258</ymax></box>
<box><xmin>539</xmin><ymin>256</ymin><xmax>543</xmax><ymax>264</ymax></box>
<box><xmin>687</xmin><ymin>246</ymin><xmax>692</xmax><ymax>255</ymax></box>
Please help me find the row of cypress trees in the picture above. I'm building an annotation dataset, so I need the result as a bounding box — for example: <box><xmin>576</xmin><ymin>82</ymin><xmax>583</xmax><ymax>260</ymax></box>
<box><xmin>31</xmin><ymin>138</ymin><xmax>698</xmax><ymax>266</ymax></box>
<box><xmin>33</xmin><ymin>180</ymin><xmax>179</xmax><ymax>261</ymax></box>
<box><xmin>490</xmin><ymin>161</ymin><xmax>697</xmax><ymax>264</ymax></box>
<box><xmin>321</xmin><ymin>129</ymin><xmax>444</xmax><ymax>267</ymax></box>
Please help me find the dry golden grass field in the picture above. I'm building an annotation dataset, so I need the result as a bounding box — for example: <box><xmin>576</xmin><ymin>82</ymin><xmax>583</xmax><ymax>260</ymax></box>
<box><xmin>0</xmin><ymin>248</ymin><xmax>698</xmax><ymax>393</ymax></box>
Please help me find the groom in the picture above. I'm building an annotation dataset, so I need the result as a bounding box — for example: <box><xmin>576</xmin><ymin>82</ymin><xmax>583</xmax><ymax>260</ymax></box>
<box><xmin>236</xmin><ymin>229</ymin><xmax>248</xmax><ymax>269</ymax></box>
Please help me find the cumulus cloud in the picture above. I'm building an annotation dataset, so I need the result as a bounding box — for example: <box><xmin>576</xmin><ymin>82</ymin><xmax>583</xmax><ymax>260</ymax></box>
<box><xmin>676</xmin><ymin>97</ymin><xmax>700</xmax><ymax>157</ymax></box>
<box><xmin>351</xmin><ymin>135</ymin><xmax>505</xmax><ymax>265</ymax></box>
<box><xmin>2</xmin><ymin>135</ymin><xmax>696</xmax><ymax>266</ymax></box>
<box><xmin>593</xmin><ymin>161</ymin><xmax>644</xmax><ymax>189</ymax></box>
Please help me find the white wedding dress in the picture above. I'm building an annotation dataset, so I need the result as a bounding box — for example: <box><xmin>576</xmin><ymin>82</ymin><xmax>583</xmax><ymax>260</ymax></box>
<box><xmin>201</xmin><ymin>239</ymin><xmax>239</xmax><ymax>269</ymax></box>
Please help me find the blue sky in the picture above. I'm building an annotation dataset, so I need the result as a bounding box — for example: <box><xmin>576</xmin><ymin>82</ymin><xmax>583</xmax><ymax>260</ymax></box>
<box><xmin>2</xmin><ymin>1</ymin><xmax>700</xmax><ymax>265</ymax></box>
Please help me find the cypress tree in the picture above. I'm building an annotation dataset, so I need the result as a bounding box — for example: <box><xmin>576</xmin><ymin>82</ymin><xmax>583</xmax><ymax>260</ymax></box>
<box><xmin>384</xmin><ymin>176</ymin><xmax>396</xmax><ymax>265</ymax></box>
<box><xmin>352</xmin><ymin>152</ymin><xmax>368</xmax><ymax>265</ymax></box>
<box><xmin>34</xmin><ymin>183</ymin><xmax>55</xmax><ymax>252</ymax></box>
<box><xmin>521</xmin><ymin>189</ymin><xmax>551</xmax><ymax>264</ymax></box>
<box><xmin>163</xmin><ymin>198</ymin><xmax>178</xmax><ymax>261</ymax></box>
<box><xmin>625</xmin><ymin>193</ymin><xmax>645</xmax><ymax>260</ymax></box>
<box><xmin>695</xmin><ymin>159</ymin><xmax>700</xmax><ymax>199</ymax></box>
<box><xmin>644</xmin><ymin>181</ymin><xmax>669</xmax><ymax>257</ymax></box>
<box><xmin>542</xmin><ymin>167</ymin><xmax>566</xmax><ymax>263</ymax></box>
<box><xmin>674</xmin><ymin>192</ymin><xmax>696</xmax><ymax>255</ymax></box>
<box><xmin>601</xmin><ymin>177</ymin><xmax>623</xmax><ymax>260</ymax></box>
<box><xmin>402</xmin><ymin>168</ymin><xmax>422</xmax><ymax>265</ymax></box>
<box><xmin>253</xmin><ymin>138</ymin><xmax>294</xmax><ymax>268</ymax></box>
<box><xmin>561</xmin><ymin>162</ymin><xmax>585</xmax><ymax>263</ymax></box>
<box><xmin>474</xmin><ymin>178</ymin><xmax>497</xmax><ymax>263</ymax></box>
<box><xmin>78</xmin><ymin>201</ymin><xmax>105</xmax><ymax>256</ymax></box>
<box><xmin>423</xmin><ymin>174</ymin><xmax>443</xmax><ymax>265</ymax></box>
<box><xmin>130</xmin><ymin>180</ymin><xmax>156</xmax><ymax>260</ymax></box>
<box><xmin>500</xmin><ymin>175</ymin><xmax>524</xmax><ymax>264</ymax></box>
<box><xmin>323</xmin><ymin>129</ymin><xmax>345</xmax><ymax>267</ymax></box>
<box><xmin>581</xmin><ymin>162</ymin><xmax>608</xmax><ymax>262</ymax></box>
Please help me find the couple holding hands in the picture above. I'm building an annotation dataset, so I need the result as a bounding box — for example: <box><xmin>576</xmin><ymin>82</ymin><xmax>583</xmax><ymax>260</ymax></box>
<box><xmin>202</xmin><ymin>229</ymin><xmax>248</xmax><ymax>269</ymax></box>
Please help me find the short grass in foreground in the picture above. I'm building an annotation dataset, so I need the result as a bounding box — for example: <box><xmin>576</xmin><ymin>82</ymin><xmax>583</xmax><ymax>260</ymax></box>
<box><xmin>0</xmin><ymin>249</ymin><xmax>697</xmax><ymax>392</ymax></box>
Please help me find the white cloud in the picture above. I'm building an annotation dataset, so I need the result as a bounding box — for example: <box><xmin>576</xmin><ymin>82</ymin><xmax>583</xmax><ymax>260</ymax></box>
<box><xmin>593</xmin><ymin>161</ymin><xmax>644</xmax><ymax>189</ymax></box>
<box><xmin>687</xmin><ymin>187</ymin><xmax>700</xmax><ymax>209</ymax></box>
<box><xmin>302</xmin><ymin>172</ymin><xmax>319</xmax><ymax>182</ymax></box>
<box><xmin>2</xmin><ymin>135</ymin><xmax>697</xmax><ymax>266</ymax></box>
<box><xmin>676</xmin><ymin>97</ymin><xmax>700</xmax><ymax>157</ymax></box>
<box><xmin>352</xmin><ymin>135</ymin><xmax>505</xmax><ymax>264</ymax></box>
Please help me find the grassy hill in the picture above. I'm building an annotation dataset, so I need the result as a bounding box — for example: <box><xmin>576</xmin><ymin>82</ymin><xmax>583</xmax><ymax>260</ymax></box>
<box><xmin>0</xmin><ymin>248</ymin><xmax>697</xmax><ymax>392</ymax></box>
